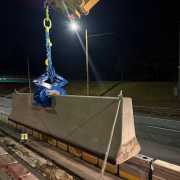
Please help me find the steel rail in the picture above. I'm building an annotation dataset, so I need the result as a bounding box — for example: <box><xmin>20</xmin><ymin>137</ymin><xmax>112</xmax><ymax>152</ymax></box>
<box><xmin>0</xmin><ymin>123</ymin><xmax>82</xmax><ymax>180</ymax></box>
<box><xmin>0</xmin><ymin>118</ymin><xmax>123</xmax><ymax>179</ymax></box>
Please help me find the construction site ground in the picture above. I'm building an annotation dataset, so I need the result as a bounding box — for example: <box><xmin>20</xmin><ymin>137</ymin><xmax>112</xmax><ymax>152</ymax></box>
<box><xmin>0</xmin><ymin>121</ymin><xmax>121</xmax><ymax>180</ymax></box>
<box><xmin>0</xmin><ymin>81</ymin><xmax>180</xmax><ymax>179</ymax></box>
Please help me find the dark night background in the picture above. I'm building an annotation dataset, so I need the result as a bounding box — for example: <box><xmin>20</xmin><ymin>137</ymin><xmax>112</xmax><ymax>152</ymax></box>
<box><xmin>1</xmin><ymin>0</ymin><xmax>180</xmax><ymax>81</ymax></box>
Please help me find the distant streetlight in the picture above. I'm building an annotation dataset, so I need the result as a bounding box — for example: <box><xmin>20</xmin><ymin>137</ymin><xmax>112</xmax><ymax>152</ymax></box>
<box><xmin>85</xmin><ymin>31</ymin><xmax>115</xmax><ymax>96</ymax></box>
<box><xmin>85</xmin><ymin>29</ymin><xmax>89</xmax><ymax>96</ymax></box>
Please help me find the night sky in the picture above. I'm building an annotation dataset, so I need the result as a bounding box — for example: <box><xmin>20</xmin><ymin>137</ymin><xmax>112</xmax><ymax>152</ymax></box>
<box><xmin>1</xmin><ymin>0</ymin><xmax>180</xmax><ymax>81</ymax></box>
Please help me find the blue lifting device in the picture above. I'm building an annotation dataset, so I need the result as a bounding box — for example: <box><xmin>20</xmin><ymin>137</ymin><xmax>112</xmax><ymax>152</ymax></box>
<box><xmin>33</xmin><ymin>2</ymin><xmax>68</xmax><ymax>107</ymax></box>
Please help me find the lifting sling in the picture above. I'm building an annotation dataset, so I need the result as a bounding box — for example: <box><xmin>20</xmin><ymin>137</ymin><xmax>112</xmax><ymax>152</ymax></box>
<box><xmin>33</xmin><ymin>2</ymin><xmax>68</xmax><ymax>107</ymax></box>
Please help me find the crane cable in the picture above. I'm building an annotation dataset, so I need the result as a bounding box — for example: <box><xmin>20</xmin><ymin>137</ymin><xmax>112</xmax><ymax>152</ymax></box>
<box><xmin>32</xmin><ymin>1</ymin><xmax>54</xmax><ymax>140</ymax></box>
<box><xmin>100</xmin><ymin>91</ymin><xmax>122</xmax><ymax>179</ymax></box>
<box><xmin>43</xmin><ymin>3</ymin><xmax>52</xmax><ymax>68</ymax></box>
<box><xmin>43</xmin><ymin>2</ymin><xmax>55</xmax><ymax>83</ymax></box>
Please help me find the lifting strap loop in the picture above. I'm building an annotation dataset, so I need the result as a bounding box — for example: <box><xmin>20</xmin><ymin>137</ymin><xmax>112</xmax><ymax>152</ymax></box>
<box><xmin>43</xmin><ymin>3</ymin><xmax>53</xmax><ymax>79</ymax></box>
<box><xmin>43</xmin><ymin>5</ymin><xmax>52</xmax><ymax>32</ymax></box>
<box><xmin>33</xmin><ymin>0</ymin><xmax>68</xmax><ymax>107</ymax></box>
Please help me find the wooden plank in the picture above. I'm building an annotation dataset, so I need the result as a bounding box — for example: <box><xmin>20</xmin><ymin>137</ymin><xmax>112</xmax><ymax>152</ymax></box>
<box><xmin>26</xmin><ymin>140</ymin><xmax>121</xmax><ymax>180</ymax></box>
<box><xmin>152</xmin><ymin>160</ymin><xmax>180</xmax><ymax>180</ymax></box>
<box><xmin>82</xmin><ymin>152</ymin><xmax>98</xmax><ymax>165</ymax></box>
<box><xmin>119</xmin><ymin>154</ymin><xmax>153</xmax><ymax>180</ymax></box>
<box><xmin>69</xmin><ymin>146</ymin><xmax>82</xmax><ymax>158</ymax></box>
<box><xmin>57</xmin><ymin>141</ymin><xmax>68</xmax><ymax>151</ymax></box>
<box><xmin>98</xmin><ymin>159</ymin><xmax>118</xmax><ymax>174</ymax></box>
<box><xmin>48</xmin><ymin>137</ymin><xmax>56</xmax><ymax>146</ymax></box>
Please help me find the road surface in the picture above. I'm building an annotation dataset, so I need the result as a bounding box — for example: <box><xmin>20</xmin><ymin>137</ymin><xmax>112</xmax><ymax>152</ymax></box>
<box><xmin>135</xmin><ymin>114</ymin><xmax>180</xmax><ymax>165</ymax></box>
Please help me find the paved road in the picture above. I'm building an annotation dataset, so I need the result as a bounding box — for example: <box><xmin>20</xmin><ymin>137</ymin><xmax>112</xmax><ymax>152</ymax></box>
<box><xmin>1</xmin><ymin>97</ymin><xmax>180</xmax><ymax>165</ymax></box>
<box><xmin>135</xmin><ymin>114</ymin><xmax>180</xmax><ymax>165</ymax></box>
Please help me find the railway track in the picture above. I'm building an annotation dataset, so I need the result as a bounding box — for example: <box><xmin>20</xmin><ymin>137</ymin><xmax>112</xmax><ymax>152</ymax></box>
<box><xmin>1</xmin><ymin>115</ymin><xmax>180</xmax><ymax>180</ymax></box>
<box><xmin>0</xmin><ymin>137</ymin><xmax>46</xmax><ymax>180</ymax></box>
<box><xmin>0</xmin><ymin>120</ymin><xmax>122</xmax><ymax>180</ymax></box>
<box><xmin>0</xmin><ymin>129</ymin><xmax>78</xmax><ymax>180</ymax></box>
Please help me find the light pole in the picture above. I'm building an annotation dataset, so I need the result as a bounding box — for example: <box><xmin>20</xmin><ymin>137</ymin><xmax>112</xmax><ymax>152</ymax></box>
<box><xmin>85</xmin><ymin>31</ymin><xmax>114</xmax><ymax>96</ymax></box>
<box><xmin>178</xmin><ymin>23</ymin><xmax>180</xmax><ymax>98</ymax></box>
<box><xmin>69</xmin><ymin>21</ymin><xmax>114</xmax><ymax>96</ymax></box>
<box><xmin>177</xmin><ymin>22</ymin><xmax>180</xmax><ymax>99</ymax></box>
<box><xmin>69</xmin><ymin>21</ymin><xmax>89</xmax><ymax>95</ymax></box>
<box><xmin>85</xmin><ymin>29</ymin><xmax>90</xmax><ymax>96</ymax></box>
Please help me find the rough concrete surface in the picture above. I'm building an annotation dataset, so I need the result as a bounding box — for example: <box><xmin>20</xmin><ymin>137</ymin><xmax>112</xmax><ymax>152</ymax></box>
<box><xmin>9</xmin><ymin>93</ymin><xmax>140</xmax><ymax>164</ymax></box>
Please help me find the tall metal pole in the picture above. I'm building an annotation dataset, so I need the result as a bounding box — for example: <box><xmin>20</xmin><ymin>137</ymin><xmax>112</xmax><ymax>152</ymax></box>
<box><xmin>27</xmin><ymin>57</ymin><xmax>32</xmax><ymax>104</ymax></box>
<box><xmin>178</xmin><ymin>23</ymin><xmax>180</xmax><ymax>99</ymax></box>
<box><xmin>27</xmin><ymin>57</ymin><xmax>32</xmax><ymax>94</ymax></box>
<box><xmin>85</xmin><ymin>28</ymin><xmax>90</xmax><ymax>96</ymax></box>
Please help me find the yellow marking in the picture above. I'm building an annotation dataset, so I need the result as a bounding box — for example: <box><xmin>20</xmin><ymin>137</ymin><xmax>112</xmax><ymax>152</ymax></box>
<box><xmin>83</xmin><ymin>0</ymin><xmax>100</xmax><ymax>13</ymax></box>
<box><xmin>120</xmin><ymin>171</ymin><xmax>140</xmax><ymax>180</ymax></box>
<box><xmin>74</xmin><ymin>10</ymin><xmax>81</xmax><ymax>18</ymax></box>
<box><xmin>20</xmin><ymin>133</ymin><xmax>28</xmax><ymax>140</ymax></box>
<box><xmin>43</xmin><ymin>5</ymin><xmax>52</xmax><ymax>32</ymax></box>
<box><xmin>45</xmin><ymin>59</ymin><xmax>48</xmax><ymax>66</ymax></box>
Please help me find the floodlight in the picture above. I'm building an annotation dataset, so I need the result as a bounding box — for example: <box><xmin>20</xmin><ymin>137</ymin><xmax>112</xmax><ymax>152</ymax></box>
<box><xmin>69</xmin><ymin>21</ymin><xmax>80</xmax><ymax>31</ymax></box>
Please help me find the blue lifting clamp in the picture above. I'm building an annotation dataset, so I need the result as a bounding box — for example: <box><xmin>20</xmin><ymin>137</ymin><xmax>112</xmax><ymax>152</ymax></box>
<box><xmin>33</xmin><ymin>2</ymin><xmax>68</xmax><ymax>107</ymax></box>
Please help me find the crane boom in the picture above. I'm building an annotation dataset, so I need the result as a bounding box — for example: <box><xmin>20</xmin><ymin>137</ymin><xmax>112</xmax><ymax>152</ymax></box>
<box><xmin>47</xmin><ymin>0</ymin><xmax>100</xmax><ymax>18</ymax></box>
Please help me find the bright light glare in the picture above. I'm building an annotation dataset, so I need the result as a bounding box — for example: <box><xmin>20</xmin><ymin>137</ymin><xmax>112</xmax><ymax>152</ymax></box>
<box><xmin>69</xmin><ymin>21</ymin><xmax>80</xmax><ymax>31</ymax></box>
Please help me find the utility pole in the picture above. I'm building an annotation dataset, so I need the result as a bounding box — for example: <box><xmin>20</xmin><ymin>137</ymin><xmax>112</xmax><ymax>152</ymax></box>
<box><xmin>84</xmin><ymin>32</ymin><xmax>114</xmax><ymax>95</ymax></box>
<box><xmin>178</xmin><ymin>23</ymin><xmax>180</xmax><ymax>98</ymax></box>
<box><xmin>27</xmin><ymin>57</ymin><xmax>32</xmax><ymax>94</ymax></box>
<box><xmin>85</xmin><ymin>29</ymin><xmax>90</xmax><ymax>96</ymax></box>
<box><xmin>27</xmin><ymin>57</ymin><xmax>32</xmax><ymax>105</ymax></box>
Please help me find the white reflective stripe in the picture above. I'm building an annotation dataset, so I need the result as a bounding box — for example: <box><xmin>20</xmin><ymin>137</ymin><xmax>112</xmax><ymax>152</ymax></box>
<box><xmin>41</xmin><ymin>82</ymin><xmax>52</xmax><ymax>89</ymax></box>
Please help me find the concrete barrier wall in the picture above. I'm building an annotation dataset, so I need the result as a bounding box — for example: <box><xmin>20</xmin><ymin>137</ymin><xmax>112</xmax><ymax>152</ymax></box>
<box><xmin>1</xmin><ymin>117</ymin><xmax>180</xmax><ymax>180</ymax></box>
<box><xmin>9</xmin><ymin>93</ymin><xmax>140</xmax><ymax>164</ymax></box>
